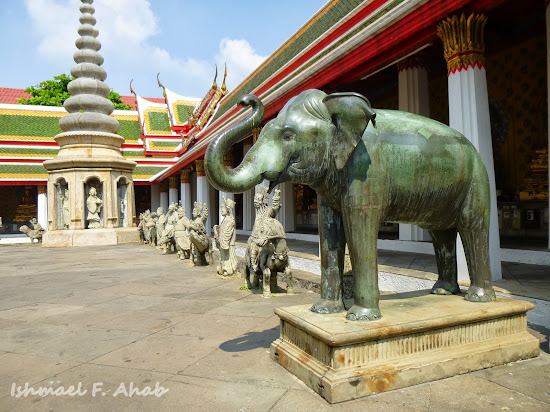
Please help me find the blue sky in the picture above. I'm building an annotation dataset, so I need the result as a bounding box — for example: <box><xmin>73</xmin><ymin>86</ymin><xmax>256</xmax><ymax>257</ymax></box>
<box><xmin>1</xmin><ymin>0</ymin><xmax>327</xmax><ymax>98</ymax></box>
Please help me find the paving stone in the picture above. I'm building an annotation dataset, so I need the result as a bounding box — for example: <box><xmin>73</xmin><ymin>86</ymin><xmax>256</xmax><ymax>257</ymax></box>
<box><xmin>92</xmin><ymin>333</ymin><xmax>221</xmax><ymax>374</ymax></box>
<box><xmin>125</xmin><ymin>376</ymin><xmax>286</xmax><ymax>411</ymax></box>
<box><xmin>94</xmin><ymin>310</ymin><xmax>188</xmax><ymax>333</ymax></box>
<box><xmin>0</xmin><ymin>362</ymin><xmax>172</xmax><ymax>411</ymax></box>
<box><xmin>0</xmin><ymin>353</ymin><xmax>79</xmax><ymax>397</ymax></box>
<box><xmin>0</xmin><ymin>303</ymin><xmax>83</xmax><ymax>321</ymax></box>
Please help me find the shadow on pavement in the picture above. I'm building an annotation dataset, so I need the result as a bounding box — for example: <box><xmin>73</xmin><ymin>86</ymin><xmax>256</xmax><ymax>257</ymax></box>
<box><xmin>219</xmin><ymin>326</ymin><xmax>280</xmax><ymax>352</ymax></box>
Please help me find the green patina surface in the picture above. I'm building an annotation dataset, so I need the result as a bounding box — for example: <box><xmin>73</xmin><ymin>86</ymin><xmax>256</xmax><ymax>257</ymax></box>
<box><xmin>148</xmin><ymin>111</ymin><xmax>171</xmax><ymax>132</ymax></box>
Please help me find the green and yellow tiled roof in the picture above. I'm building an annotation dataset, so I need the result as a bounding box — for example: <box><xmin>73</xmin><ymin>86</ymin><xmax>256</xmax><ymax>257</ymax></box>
<box><xmin>0</xmin><ymin>103</ymin><xmax>178</xmax><ymax>182</ymax></box>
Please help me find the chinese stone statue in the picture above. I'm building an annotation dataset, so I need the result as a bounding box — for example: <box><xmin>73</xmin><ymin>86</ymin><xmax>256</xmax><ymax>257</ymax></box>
<box><xmin>86</xmin><ymin>187</ymin><xmax>102</xmax><ymax>229</ymax></box>
<box><xmin>174</xmin><ymin>206</ymin><xmax>191</xmax><ymax>260</ymax></box>
<box><xmin>244</xmin><ymin>187</ymin><xmax>292</xmax><ymax>296</ymax></box>
<box><xmin>188</xmin><ymin>201</ymin><xmax>212</xmax><ymax>266</ymax></box>
<box><xmin>155</xmin><ymin>206</ymin><xmax>165</xmax><ymax>248</ymax></box>
<box><xmin>20</xmin><ymin>218</ymin><xmax>45</xmax><ymax>244</ymax></box>
<box><xmin>214</xmin><ymin>197</ymin><xmax>238</xmax><ymax>276</ymax></box>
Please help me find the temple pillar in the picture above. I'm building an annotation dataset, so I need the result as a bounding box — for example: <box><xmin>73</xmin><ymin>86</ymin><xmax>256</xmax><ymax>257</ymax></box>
<box><xmin>242</xmin><ymin>140</ymin><xmax>254</xmax><ymax>231</ymax></box>
<box><xmin>276</xmin><ymin>182</ymin><xmax>295</xmax><ymax>232</ymax></box>
<box><xmin>196</xmin><ymin>159</ymin><xmax>211</xmax><ymax>235</ymax></box>
<box><xmin>219</xmin><ymin>148</ymin><xmax>234</xmax><ymax>224</ymax></box>
<box><xmin>180</xmin><ymin>169</ymin><xmax>192</xmax><ymax>215</ymax></box>
<box><xmin>438</xmin><ymin>13</ymin><xmax>502</xmax><ymax>281</ymax></box>
<box><xmin>168</xmin><ymin>176</ymin><xmax>179</xmax><ymax>206</ymax></box>
<box><xmin>37</xmin><ymin>185</ymin><xmax>48</xmax><ymax>230</ymax></box>
<box><xmin>397</xmin><ymin>57</ymin><xmax>431</xmax><ymax>242</ymax></box>
<box><xmin>150</xmin><ymin>184</ymin><xmax>160</xmax><ymax>212</ymax></box>
<box><xmin>159</xmin><ymin>180</ymin><xmax>169</xmax><ymax>213</ymax></box>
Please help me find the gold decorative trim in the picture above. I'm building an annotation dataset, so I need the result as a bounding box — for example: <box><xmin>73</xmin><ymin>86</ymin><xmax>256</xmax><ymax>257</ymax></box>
<box><xmin>159</xmin><ymin>180</ymin><xmax>169</xmax><ymax>192</ymax></box>
<box><xmin>437</xmin><ymin>13</ymin><xmax>487</xmax><ymax>75</ymax></box>
<box><xmin>169</xmin><ymin>176</ymin><xmax>179</xmax><ymax>189</ymax></box>
<box><xmin>37</xmin><ymin>185</ymin><xmax>47</xmax><ymax>194</ymax></box>
<box><xmin>180</xmin><ymin>169</ymin><xmax>191</xmax><ymax>184</ymax></box>
<box><xmin>252</xmin><ymin>127</ymin><xmax>262</xmax><ymax>144</ymax></box>
<box><xmin>195</xmin><ymin>159</ymin><xmax>205</xmax><ymax>177</ymax></box>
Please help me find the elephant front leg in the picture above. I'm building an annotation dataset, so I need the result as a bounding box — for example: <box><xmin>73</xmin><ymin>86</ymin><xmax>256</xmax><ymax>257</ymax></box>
<box><xmin>343</xmin><ymin>205</ymin><xmax>382</xmax><ymax>321</ymax></box>
<box><xmin>311</xmin><ymin>201</ymin><xmax>346</xmax><ymax>314</ymax></box>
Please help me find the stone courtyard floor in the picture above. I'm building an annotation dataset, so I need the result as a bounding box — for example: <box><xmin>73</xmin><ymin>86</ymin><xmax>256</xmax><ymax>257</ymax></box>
<box><xmin>0</xmin><ymin>243</ymin><xmax>548</xmax><ymax>411</ymax></box>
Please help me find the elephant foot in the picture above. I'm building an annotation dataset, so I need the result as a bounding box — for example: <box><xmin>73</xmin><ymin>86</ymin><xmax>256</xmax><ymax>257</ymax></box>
<box><xmin>286</xmin><ymin>288</ymin><xmax>294</xmax><ymax>295</ymax></box>
<box><xmin>431</xmin><ymin>279</ymin><xmax>460</xmax><ymax>295</ymax></box>
<box><xmin>346</xmin><ymin>304</ymin><xmax>382</xmax><ymax>322</ymax></box>
<box><xmin>464</xmin><ymin>285</ymin><xmax>496</xmax><ymax>302</ymax></box>
<box><xmin>263</xmin><ymin>291</ymin><xmax>271</xmax><ymax>298</ymax></box>
<box><xmin>311</xmin><ymin>299</ymin><xmax>345</xmax><ymax>314</ymax></box>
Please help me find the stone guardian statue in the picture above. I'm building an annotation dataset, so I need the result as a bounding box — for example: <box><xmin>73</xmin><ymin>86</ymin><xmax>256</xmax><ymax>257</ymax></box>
<box><xmin>214</xmin><ymin>197</ymin><xmax>238</xmax><ymax>276</ymax></box>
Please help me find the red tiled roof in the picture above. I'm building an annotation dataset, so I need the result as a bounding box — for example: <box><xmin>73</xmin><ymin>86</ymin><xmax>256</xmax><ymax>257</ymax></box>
<box><xmin>0</xmin><ymin>87</ymin><xmax>164</xmax><ymax>110</ymax></box>
<box><xmin>0</xmin><ymin>87</ymin><xmax>31</xmax><ymax>104</ymax></box>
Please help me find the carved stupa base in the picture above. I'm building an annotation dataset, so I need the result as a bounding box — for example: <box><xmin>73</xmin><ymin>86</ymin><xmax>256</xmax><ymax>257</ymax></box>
<box><xmin>270</xmin><ymin>293</ymin><xmax>539</xmax><ymax>404</ymax></box>
<box><xmin>42</xmin><ymin>227</ymin><xmax>139</xmax><ymax>247</ymax></box>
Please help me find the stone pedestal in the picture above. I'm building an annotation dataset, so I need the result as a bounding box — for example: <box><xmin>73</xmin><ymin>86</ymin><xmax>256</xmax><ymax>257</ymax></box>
<box><xmin>270</xmin><ymin>293</ymin><xmax>539</xmax><ymax>404</ymax></box>
<box><xmin>43</xmin><ymin>227</ymin><xmax>140</xmax><ymax>247</ymax></box>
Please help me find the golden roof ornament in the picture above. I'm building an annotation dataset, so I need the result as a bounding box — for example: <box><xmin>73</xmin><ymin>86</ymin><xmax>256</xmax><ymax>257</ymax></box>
<box><xmin>437</xmin><ymin>13</ymin><xmax>487</xmax><ymax>74</ymax></box>
<box><xmin>221</xmin><ymin>63</ymin><xmax>227</xmax><ymax>93</ymax></box>
<box><xmin>212</xmin><ymin>65</ymin><xmax>218</xmax><ymax>90</ymax></box>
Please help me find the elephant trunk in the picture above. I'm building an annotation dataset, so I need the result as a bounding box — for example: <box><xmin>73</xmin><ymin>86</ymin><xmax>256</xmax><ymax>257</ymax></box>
<box><xmin>205</xmin><ymin>94</ymin><xmax>265</xmax><ymax>193</ymax></box>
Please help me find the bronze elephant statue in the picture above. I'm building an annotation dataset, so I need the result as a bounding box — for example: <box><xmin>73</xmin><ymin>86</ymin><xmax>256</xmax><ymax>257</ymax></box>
<box><xmin>205</xmin><ymin>89</ymin><xmax>495</xmax><ymax>321</ymax></box>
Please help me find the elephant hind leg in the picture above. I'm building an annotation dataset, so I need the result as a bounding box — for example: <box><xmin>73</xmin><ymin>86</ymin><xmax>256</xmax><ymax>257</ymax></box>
<box><xmin>428</xmin><ymin>228</ymin><xmax>460</xmax><ymax>295</ymax></box>
<box><xmin>457</xmin><ymin>171</ymin><xmax>495</xmax><ymax>302</ymax></box>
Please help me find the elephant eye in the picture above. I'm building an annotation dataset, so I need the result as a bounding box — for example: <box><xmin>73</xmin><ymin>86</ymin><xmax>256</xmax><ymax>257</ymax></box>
<box><xmin>282</xmin><ymin>130</ymin><xmax>293</xmax><ymax>141</ymax></box>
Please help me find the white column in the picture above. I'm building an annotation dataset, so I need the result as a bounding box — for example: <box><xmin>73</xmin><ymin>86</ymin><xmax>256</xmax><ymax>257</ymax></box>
<box><xmin>440</xmin><ymin>13</ymin><xmax>501</xmax><ymax>282</ymax></box>
<box><xmin>37</xmin><ymin>185</ymin><xmax>48</xmax><ymax>230</ymax></box>
<box><xmin>159</xmin><ymin>181</ymin><xmax>169</xmax><ymax>213</ymax></box>
<box><xmin>547</xmin><ymin>2</ymin><xmax>550</xmax><ymax>248</ymax></box>
<box><xmin>276</xmin><ymin>182</ymin><xmax>295</xmax><ymax>232</ymax></box>
<box><xmin>242</xmin><ymin>141</ymin><xmax>254</xmax><ymax>231</ymax></box>
<box><xmin>397</xmin><ymin>57</ymin><xmax>431</xmax><ymax>242</ymax></box>
<box><xmin>150</xmin><ymin>184</ymin><xmax>160</xmax><ymax>212</ymax></box>
<box><xmin>180</xmin><ymin>169</ymin><xmax>192</xmax><ymax>216</ymax></box>
<box><xmin>195</xmin><ymin>159</ymin><xmax>211</xmax><ymax>235</ymax></box>
<box><xmin>168</xmin><ymin>176</ymin><xmax>179</xmax><ymax>206</ymax></box>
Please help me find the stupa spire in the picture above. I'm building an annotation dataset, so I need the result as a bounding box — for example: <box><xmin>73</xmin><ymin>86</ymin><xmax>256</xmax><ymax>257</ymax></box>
<box><xmin>58</xmin><ymin>0</ymin><xmax>119</xmax><ymax>135</ymax></box>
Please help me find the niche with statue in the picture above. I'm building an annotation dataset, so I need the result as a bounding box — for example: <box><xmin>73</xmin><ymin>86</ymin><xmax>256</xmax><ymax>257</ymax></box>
<box><xmin>55</xmin><ymin>178</ymin><xmax>70</xmax><ymax>230</ymax></box>
<box><xmin>117</xmin><ymin>177</ymin><xmax>129</xmax><ymax>228</ymax></box>
<box><xmin>84</xmin><ymin>178</ymin><xmax>103</xmax><ymax>229</ymax></box>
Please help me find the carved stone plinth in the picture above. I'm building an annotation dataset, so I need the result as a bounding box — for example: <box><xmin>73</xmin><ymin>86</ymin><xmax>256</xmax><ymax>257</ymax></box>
<box><xmin>270</xmin><ymin>293</ymin><xmax>539</xmax><ymax>404</ymax></box>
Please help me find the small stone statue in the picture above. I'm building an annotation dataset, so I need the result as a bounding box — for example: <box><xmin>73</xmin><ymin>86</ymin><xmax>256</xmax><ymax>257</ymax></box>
<box><xmin>20</xmin><ymin>218</ymin><xmax>45</xmax><ymax>244</ymax></box>
<box><xmin>155</xmin><ymin>206</ymin><xmax>165</xmax><ymax>248</ymax></box>
<box><xmin>143</xmin><ymin>210</ymin><xmax>157</xmax><ymax>246</ymax></box>
<box><xmin>214</xmin><ymin>197</ymin><xmax>238</xmax><ymax>276</ymax></box>
<box><xmin>247</xmin><ymin>186</ymin><xmax>280</xmax><ymax>272</ymax></box>
<box><xmin>62</xmin><ymin>191</ymin><xmax>70</xmax><ymax>229</ymax></box>
<box><xmin>158</xmin><ymin>203</ymin><xmax>179</xmax><ymax>255</ymax></box>
<box><xmin>245</xmin><ymin>187</ymin><xmax>293</xmax><ymax>296</ymax></box>
<box><xmin>138</xmin><ymin>212</ymin><xmax>146</xmax><ymax>242</ymax></box>
<box><xmin>188</xmin><ymin>201</ymin><xmax>212</xmax><ymax>266</ymax></box>
<box><xmin>86</xmin><ymin>187</ymin><xmax>102</xmax><ymax>229</ymax></box>
<box><xmin>174</xmin><ymin>206</ymin><xmax>191</xmax><ymax>260</ymax></box>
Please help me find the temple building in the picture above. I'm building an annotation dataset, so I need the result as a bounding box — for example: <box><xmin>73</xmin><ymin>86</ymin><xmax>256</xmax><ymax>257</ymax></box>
<box><xmin>1</xmin><ymin>0</ymin><xmax>549</xmax><ymax>270</ymax></box>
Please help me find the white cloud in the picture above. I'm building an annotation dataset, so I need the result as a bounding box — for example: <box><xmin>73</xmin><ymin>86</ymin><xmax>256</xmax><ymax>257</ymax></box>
<box><xmin>216</xmin><ymin>38</ymin><xmax>267</xmax><ymax>91</ymax></box>
<box><xmin>23</xmin><ymin>0</ymin><xmax>266</xmax><ymax>97</ymax></box>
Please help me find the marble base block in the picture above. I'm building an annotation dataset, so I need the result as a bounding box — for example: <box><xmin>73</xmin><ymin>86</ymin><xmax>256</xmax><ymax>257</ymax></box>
<box><xmin>42</xmin><ymin>227</ymin><xmax>140</xmax><ymax>247</ymax></box>
<box><xmin>270</xmin><ymin>293</ymin><xmax>539</xmax><ymax>403</ymax></box>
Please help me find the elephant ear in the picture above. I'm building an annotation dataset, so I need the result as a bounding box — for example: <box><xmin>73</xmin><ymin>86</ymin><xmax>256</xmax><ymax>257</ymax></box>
<box><xmin>323</xmin><ymin>92</ymin><xmax>376</xmax><ymax>170</ymax></box>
